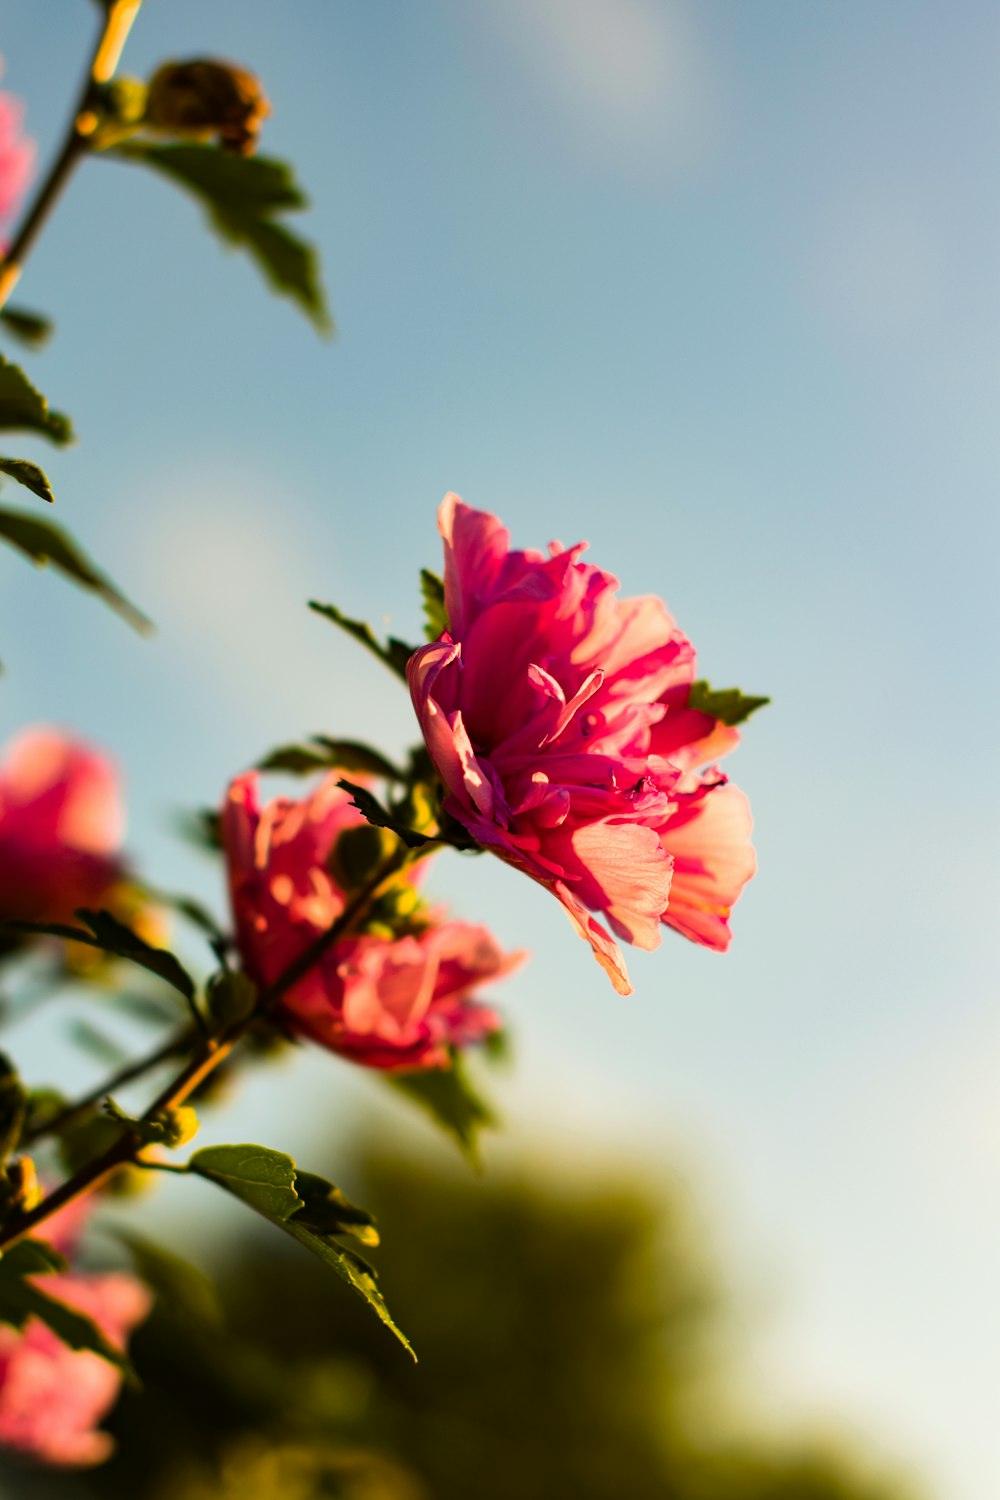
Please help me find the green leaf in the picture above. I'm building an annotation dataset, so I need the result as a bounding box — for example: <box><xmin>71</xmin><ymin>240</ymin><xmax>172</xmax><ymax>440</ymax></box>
<box><xmin>308</xmin><ymin>601</ymin><xmax>414</xmax><ymax>680</ymax></box>
<box><xmin>188</xmin><ymin>1143</ymin><xmax>303</xmax><ymax>1222</ymax></box>
<box><xmin>389</xmin><ymin>1051</ymin><xmax>497</xmax><ymax>1165</ymax></box>
<box><xmin>0</xmin><ymin>1239</ymin><xmax>131</xmax><ymax>1372</ymax></box>
<box><xmin>281</xmin><ymin>1220</ymin><xmax>414</xmax><ymax>1359</ymax></box>
<box><xmin>420</xmin><ymin>568</ymin><xmax>448</xmax><ymax>640</ymax></box>
<box><xmin>687</xmin><ymin>680</ymin><xmax>771</xmax><ymax>727</ymax></box>
<box><xmin>174</xmin><ymin>807</ymin><xmax>222</xmax><ymax>853</ymax></box>
<box><xmin>0</xmin><ymin>354</ymin><xmax>72</xmax><ymax>444</ymax></box>
<box><xmin>5</xmin><ymin>909</ymin><xmax>196</xmax><ymax>1005</ymax></box>
<box><xmin>112</xmin><ymin>1228</ymin><xmax>221</xmax><ymax>1328</ymax></box>
<box><xmin>0</xmin><ymin>306</ymin><xmax>54</xmax><ymax>350</ymax></box>
<box><xmin>291</xmin><ymin>1171</ymin><xmax>379</xmax><ymax>1247</ymax></box>
<box><xmin>257</xmin><ymin>737</ymin><xmax>403</xmax><ymax>781</ymax></box>
<box><xmin>337</xmin><ymin>779</ymin><xmax>435</xmax><ymax>850</ymax></box>
<box><xmin>189</xmin><ymin>1143</ymin><xmax>413</xmax><ymax>1358</ymax></box>
<box><xmin>114</xmin><ymin>143</ymin><xmax>331</xmax><ymax>332</ymax></box>
<box><xmin>0</xmin><ymin>457</ymin><xmax>54</xmax><ymax>503</ymax></box>
<box><xmin>0</xmin><ymin>506</ymin><xmax>152</xmax><ymax>633</ymax></box>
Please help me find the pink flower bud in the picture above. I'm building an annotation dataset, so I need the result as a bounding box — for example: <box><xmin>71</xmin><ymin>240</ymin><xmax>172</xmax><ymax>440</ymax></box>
<box><xmin>0</xmin><ymin>81</ymin><xmax>34</xmax><ymax>228</ymax></box>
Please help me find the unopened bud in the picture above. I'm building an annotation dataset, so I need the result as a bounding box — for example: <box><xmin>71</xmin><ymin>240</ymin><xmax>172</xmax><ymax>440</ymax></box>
<box><xmin>145</xmin><ymin>59</ymin><xmax>270</xmax><ymax>155</ymax></box>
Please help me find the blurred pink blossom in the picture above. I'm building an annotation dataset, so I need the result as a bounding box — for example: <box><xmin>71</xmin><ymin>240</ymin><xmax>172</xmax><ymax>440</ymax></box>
<box><xmin>0</xmin><ymin>80</ymin><xmax>34</xmax><ymax>228</ymax></box>
<box><xmin>0</xmin><ymin>1200</ymin><xmax>150</xmax><ymax>1467</ymax></box>
<box><xmin>0</xmin><ymin>728</ymin><xmax>125</xmax><ymax>926</ymax></box>
<box><xmin>223</xmin><ymin>772</ymin><xmax>521</xmax><ymax>1069</ymax></box>
<box><xmin>408</xmin><ymin>494</ymin><xmax>755</xmax><ymax>994</ymax></box>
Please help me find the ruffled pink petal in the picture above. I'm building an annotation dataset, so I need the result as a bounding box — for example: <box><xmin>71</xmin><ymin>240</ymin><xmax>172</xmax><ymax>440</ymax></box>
<box><xmin>660</xmin><ymin>781</ymin><xmax>756</xmax><ymax>950</ymax></box>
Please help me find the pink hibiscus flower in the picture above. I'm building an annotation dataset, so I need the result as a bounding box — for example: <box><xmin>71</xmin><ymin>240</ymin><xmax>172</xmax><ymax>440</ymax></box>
<box><xmin>222</xmin><ymin>771</ymin><xmax>522</xmax><ymax>1070</ymax></box>
<box><xmin>0</xmin><ymin>1200</ymin><xmax>150</xmax><ymax>1467</ymax></box>
<box><xmin>408</xmin><ymin>494</ymin><xmax>756</xmax><ymax>994</ymax></box>
<box><xmin>0</xmin><ymin>728</ymin><xmax>125</xmax><ymax>927</ymax></box>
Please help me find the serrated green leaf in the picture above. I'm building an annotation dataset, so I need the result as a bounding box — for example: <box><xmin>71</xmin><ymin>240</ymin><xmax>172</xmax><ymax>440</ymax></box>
<box><xmin>0</xmin><ymin>307</ymin><xmax>54</xmax><ymax>350</ymax></box>
<box><xmin>5</xmin><ymin>908</ymin><xmax>196</xmax><ymax>1004</ymax></box>
<box><xmin>389</xmin><ymin>1051</ymin><xmax>497</xmax><ymax>1165</ymax></box>
<box><xmin>0</xmin><ymin>506</ymin><xmax>152</xmax><ymax>633</ymax></box>
<box><xmin>0</xmin><ymin>355</ymin><xmax>73</xmax><ymax>444</ymax></box>
<box><xmin>687</xmin><ymin>681</ymin><xmax>770</xmax><ymax>726</ymax></box>
<box><xmin>188</xmin><ymin>1144</ymin><xmax>413</xmax><ymax>1357</ymax></box>
<box><xmin>291</xmin><ymin>1171</ymin><xmax>379</xmax><ymax>1247</ymax></box>
<box><xmin>257</xmin><ymin>737</ymin><xmax>403</xmax><ymax>781</ymax></box>
<box><xmin>282</xmin><ymin>1219</ymin><xmax>414</xmax><ymax>1359</ymax></box>
<box><xmin>112</xmin><ymin>1228</ymin><xmax>221</xmax><ymax>1327</ymax></box>
<box><xmin>308</xmin><ymin>600</ymin><xmax>415</xmax><ymax>681</ymax></box>
<box><xmin>0</xmin><ymin>1239</ymin><xmax>131</xmax><ymax>1372</ymax></box>
<box><xmin>0</xmin><ymin>457</ymin><xmax>54</xmax><ymax>503</ymax></box>
<box><xmin>338</xmin><ymin>779</ymin><xmax>434</xmax><ymax>850</ymax></box>
<box><xmin>114</xmin><ymin>143</ymin><xmax>331</xmax><ymax>332</ymax></box>
<box><xmin>189</xmin><ymin>1143</ymin><xmax>303</xmax><ymax>1222</ymax></box>
<box><xmin>419</xmin><ymin>567</ymin><xmax>448</xmax><ymax>640</ymax></box>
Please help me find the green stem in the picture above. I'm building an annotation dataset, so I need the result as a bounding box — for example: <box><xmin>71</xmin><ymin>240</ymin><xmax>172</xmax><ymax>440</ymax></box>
<box><xmin>0</xmin><ymin>0</ymin><xmax>144</xmax><ymax>312</ymax></box>
<box><xmin>0</xmin><ymin>846</ymin><xmax>409</xmax><ymax>1253</ymax></box>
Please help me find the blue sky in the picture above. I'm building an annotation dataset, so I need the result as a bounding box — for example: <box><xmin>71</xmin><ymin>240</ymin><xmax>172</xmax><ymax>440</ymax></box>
<box><xmin>1</xmin><ymin>3</ymin><xmax>999</xmax><ymax>1495</ymax></box>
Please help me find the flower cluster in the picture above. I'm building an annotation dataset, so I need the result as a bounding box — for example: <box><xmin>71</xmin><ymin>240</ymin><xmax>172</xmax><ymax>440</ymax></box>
<box><xmin>408</xmin><ymin>495</ymin><xmax>756</xmax><ymax>993</ymax></box>
<box><xmin>223</xmin><ymin>772</ymin><xmax>522</xmax><ymax>1069</ymax></box>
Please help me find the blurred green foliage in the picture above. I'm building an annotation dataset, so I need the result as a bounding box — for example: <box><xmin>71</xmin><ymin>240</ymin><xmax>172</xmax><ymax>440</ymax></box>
<box><xmin>0</xmin><ymin>1141</ymin><xmax>924</xmax><ymax>1500</ymax></box>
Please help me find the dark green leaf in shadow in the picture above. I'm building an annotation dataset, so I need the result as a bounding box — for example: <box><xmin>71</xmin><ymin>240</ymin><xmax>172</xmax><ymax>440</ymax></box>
<box><xmin>114</xmin><ymin>143</ymin><xmax>331</xmax><ymax>332</ymax></box>
<box><xmin>0</xmin><ymin>457</ymin><xmax>54</xmax><ymax>503</ymax></box>
<box><xmin>0</xmin><ymin>1239</ymin><xmax>131</xmax><ymax>1372</ymax></box>
<box><xmin>189</xmin><ymin>1143</ymin><xmax>413</xmax><ymax>1358</ymax></box>
<box><xmin>389</xmin><ymin>1050</ymin><xmax>497</xmax><ymax>1166</ymax></box>
<box><xmin>308</xmin><ymin>599</ymin><xmax>415</xmax><ymax>680</ymax></box>
<box><xmin>0</xmin><ymin>354</ymin><xmax>72</xmax><ymax>443</ymax></box>
<box><xmin>0</xmin><ymin>506</ymin><xmax>152</xmax><ymax>632</ymax></box>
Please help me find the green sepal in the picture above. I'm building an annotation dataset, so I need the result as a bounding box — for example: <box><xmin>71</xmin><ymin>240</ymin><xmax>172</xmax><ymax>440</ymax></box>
<box><xmin>0</xmin><ymin>354</ymin><xmax>72</xmax><ymax>444</ymax></box>
<box><xmin>206</xmin><ymin>970</ymin><xmax>258</xmax><ymax>1029</ymax></box>
<box><xmin>420</xmin><ymin>567</ymin><xmax>448</xmax><ymax>640</ymax></box>
<box><xmin>687</xmin><ymin>681</ymin><xmax>770</xmax><ymax>726</ymax></box>
<box><xmin>0</xmin><ymin>458</ymin><xmax>54</xmax><ymax>503</ymax></box>
<box><xmin>0</xmin><ymin>1239</ymin><xmax>133</xmax><ymax>1374</ymax></box>
<box><xmin>0</xmin><ymin>506</ymin><xmax>152</xmax><ymax>633</ymax></box>
<box><xmin>188</xmin><ymin>1143</ymin><xmax>413</xmax><ymax>1358</ymax></box>
<box><xmin>389</xmin><ymin>1050</ymin><xmax>497</xmax><ymax>1166</ymax></box>
<box><xmin>113</xmin><ymin>143</ymin><xmax>331</xmax><ymax>332</ymax></box>
<box><xmin>308</xmin><ymin>600</ymin><xmax>415</xmax><ymax>680</ymax></box>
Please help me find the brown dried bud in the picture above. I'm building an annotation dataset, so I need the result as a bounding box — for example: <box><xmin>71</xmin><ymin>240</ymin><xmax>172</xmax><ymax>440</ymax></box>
<box><xmin>145</xmin><ymin>58</ymin><xmax>271</xmax><ymax>155</ymax></box>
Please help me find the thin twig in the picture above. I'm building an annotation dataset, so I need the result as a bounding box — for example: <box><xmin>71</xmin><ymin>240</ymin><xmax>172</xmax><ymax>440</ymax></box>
<box><xmin>0</xmin><ymin>0</ymin><xmax>144</xmax><ymax>311</ymax></box>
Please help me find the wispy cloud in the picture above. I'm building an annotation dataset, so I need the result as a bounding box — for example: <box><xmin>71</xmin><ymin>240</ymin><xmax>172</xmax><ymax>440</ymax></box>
<box><xmin>474</xmin><ymin>0</ymin><xmax>722</xmax><ymax>172</ymax></box>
